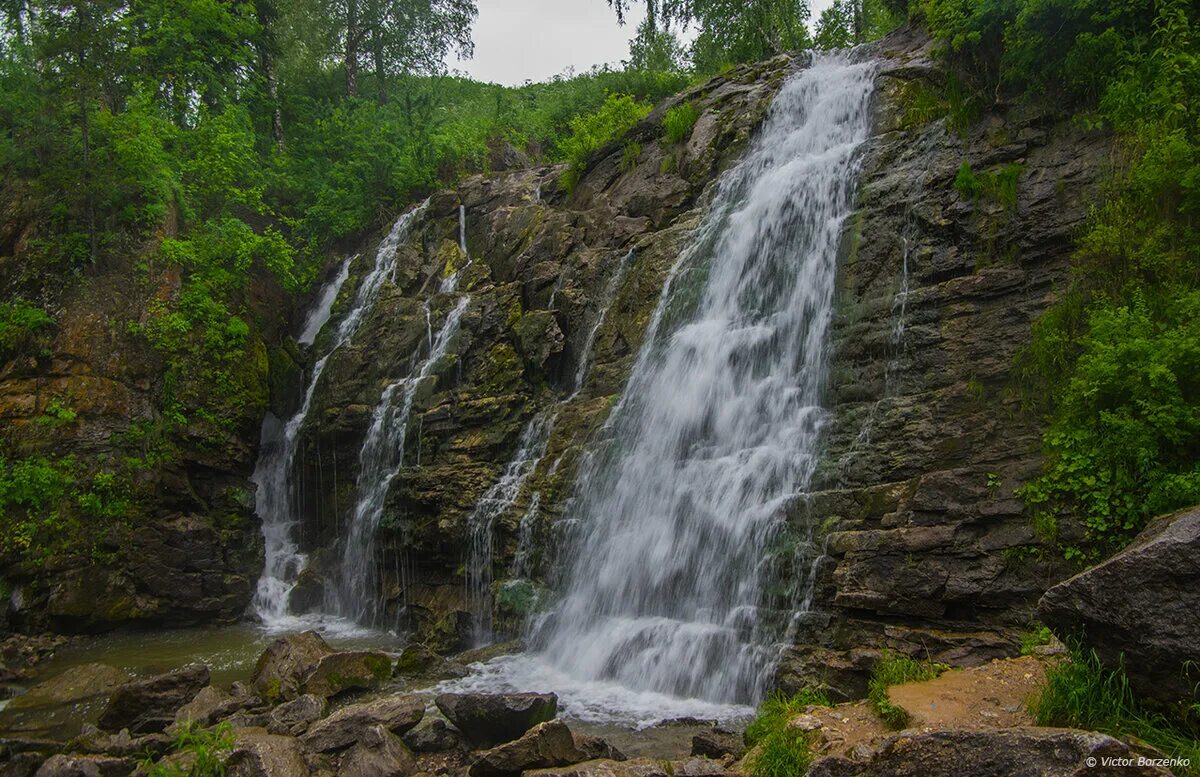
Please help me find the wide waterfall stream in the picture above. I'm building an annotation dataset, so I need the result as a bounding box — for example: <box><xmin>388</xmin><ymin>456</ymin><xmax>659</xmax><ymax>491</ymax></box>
<box><xmin>446</xmin><ymin>54</ymin><xmax>879</xmax><ymax>724</ymax></box>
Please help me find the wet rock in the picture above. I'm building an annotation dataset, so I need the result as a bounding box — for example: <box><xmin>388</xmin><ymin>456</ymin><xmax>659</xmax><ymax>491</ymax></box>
<box><xmin>435</xmin><ymin>692</ymin><xmax>556</xmax><ymax>747</ymax></box>
<box><xmin>393</xmin><ymin>644</ymin><xmax>469</xmax><ymax>682</ymax></box>
<box><xmin>171</xmin><ymin>685</ymin><xmax>250</xmax><ymax>729</ymax></box>
<box><xmin>806</xmin><ymin>727</ymin><xmax>1173</xmax><ymax>776</ymax></box>
<box><xmin>251</xmin><ymin>632</ymin><xmax>334</xmax><ymax>703</ymax></box>
<box><xmin>227</xmin><ymin>728</ymin><xmax>311</xmax><ymax>777</ymax></box>
<box><xmin>573</xmin><ymin>733</ymin><xmax>625</xmax><ymax>761</ymax></box>
<box><xmin>268</xmin><ymin>694</ymin><xmax>328</xmax><ymax>736</ymax></box>
<box><xmin>671</xmin><ymin>758</ymin><xmax>727</xmax><ymax>777</ymax></box>
<box><xmin>402</xmin><ymin>719</ymin><xmax>464</xmax><ymax>753</ymax></box>
<box><xmin>301</xmin><ymin>695</ymin><xmax>424</xmax><ymax>752</ymax></box>
<box><xmin>469</xmin><ymin>720</ymin><xmax>586</xmax><ymax>776</ymax></box>
<box><xmin>690</xmin><ymin>728</ymin><xmax>743</xmax><ymax>759</ymax></box>
<box><xmin>2</xmin><ymin>664</ymin><xmax>127</xmax><ymax>724</ymax></box>
<box><xmin>1038</xmin><ymin>505</ymin><xmax>1200</xmax><ymax>706</ymax></box>
<box><xmin>526</xmin><ymin>758</ymin><xmax>688</xmax><ymax>777</ymax></box>
<box><xmin>301</xmin><ymin>651</ymin><xmax>392</xmax><ymax>699</ymax></box>
<box><xmin>337</xmin><ymin>724</ymin><xmax>416</xmax><ymax>777</ymax></box>
<box><xmin>72</xmin><ymin>725</ymin><xmax>171</xmax><ymax>759</ymax></box>
<box><xmin>97</xmin><ymin>664</ymin><xmax>209</xmax><ymax>734</ymax></box>
<box><xmin>33</xmin><ymin>754</ymin><xmax>130</xmax><ymax>777</ymax></box>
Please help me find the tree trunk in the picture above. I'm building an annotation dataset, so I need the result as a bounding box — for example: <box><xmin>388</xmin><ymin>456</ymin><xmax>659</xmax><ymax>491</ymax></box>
<box><xmin>345</xmin><ymin>0</ymin><xmax>359</xmax><ymax>97</ymax></box>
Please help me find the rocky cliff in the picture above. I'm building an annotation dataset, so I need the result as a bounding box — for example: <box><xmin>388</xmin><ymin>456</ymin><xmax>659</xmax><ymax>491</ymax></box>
<box><xmin>1</xmin><ymin>27</ymin><xmax>1111</xmax><ymax>682</ymax></box>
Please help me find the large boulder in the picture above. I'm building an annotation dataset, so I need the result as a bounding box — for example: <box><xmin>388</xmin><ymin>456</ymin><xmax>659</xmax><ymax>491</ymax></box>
<box><xmin>1037</xmin><ymin>505</ymin><xmax>1200</xmax><ymax>705</ymax></box>
<box><xmin>435</xmin><ymin>692</ymin><xmax>557</xmax><ymax>747</ymax></box>
<box><xmin>301</xmin><ymin>695</ymin><xmax>425</xmax><ymax>752</ymax></box>
<box><xmin>96</xmin><ymin>663</ymin><xmax>209</xmax><ymax>734</ymax></box>
<box><xmin>251</xmin><ymin>632</ymin><xmax>334</xmax><ymax>703</ymax></box>
<box><xmin>33</xmin><ymin>754</ymin><xmax>131</xmax><ymax>777</ymax></box>
<box><xmin>301</xmin><ymin>651</ymin><xmax>392</xmax><ymax>698</ymax></box>
<box><xmin>226</xmin><ymin>728</ymin><xmax>311</xmax><ymax>777</ymax></box>
<box><xmin>403</xmin><ymin>719</ymin><xmax>465</xmax><ymax>753</ymax></box>
<box><xmin>337</xmin><ymin>724</ymin><xmax>417</xmax><ymax>777</ymax></box>
<box><xmin>469</xmin><ymin>720</ymin><xmax>587</xmax><ymax>776</ymax></box>
<box><xmin>0</xmin><ymin>663</ymin><xmax>128</xmax><ymax>739</ymax></box>
<box><xmin>267</xmin><ymin>694</ymin><xmax>327</xmax><ymax>736</ymax></box>
<box><xmin>806</xmin><ymin>727</ymin><xmax>1173</xmax><ymax>776</ymax></box>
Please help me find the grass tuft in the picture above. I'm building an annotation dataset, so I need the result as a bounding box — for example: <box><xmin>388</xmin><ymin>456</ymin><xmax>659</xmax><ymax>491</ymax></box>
<box><xmin>743</xmin><ymin>688</ymin><xmax>831</xmax><ymax>777</ymax></box>
<box><xmin>868</xmin><ymin>650</ymin><xmax>947</xmax><ymax>728</ymax></box>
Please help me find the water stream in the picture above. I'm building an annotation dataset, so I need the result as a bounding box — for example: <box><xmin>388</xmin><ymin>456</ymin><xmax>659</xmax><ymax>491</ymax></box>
<box><xmin>446</xmin><ymin>53</ymin><xmax>878</xmax><ymax>722</ymax></box>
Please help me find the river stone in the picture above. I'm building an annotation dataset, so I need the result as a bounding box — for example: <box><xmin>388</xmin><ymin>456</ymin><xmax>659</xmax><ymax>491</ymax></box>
<box><xmin>806</xmin><ymin>727</ymin><xmax>1173</xmax><ymax>776</ymax></box>
<box><xmin>336</xmin><ymin>723</ymin><xmax>416</xmax><ymax>777</ymax></box>
<box><xmin>573</xmin><ymin>733</ymin><xmax>625</xmax><ymax>762</ymax></box>
<box><xmin>171</xmin><ymin>684</ymin><xmax>250</xmax><ymax>730</ymax></box>
<box><xmin>301</xmin><ymin>651</ymin><xmax>392</xmax><ymax>699</ymax></box>
<box><xmin>469</xmin><ymin>720</ymin><xmax>586</xmax><ymax>776</ymax></box>
<box><xmin>434</xmin><ymin>692</ymin><xmax>557</xmax><ymax>747</ymax></box>
<box><xmin>252</xmin><ymin>632</ymin><xmax>334</xmax><ymax>703</ymax></box>
<box><xmin>1037</xmin><ymin>505</ymin><xmax>1200</xmax><ymax>705</ymax></box>
<box><xmin>402</xmin><ymin>718</ymin><xmax>465</xmax><ymax>753</ymax></box>
<box><xmin>96</xmin><ymin>663</ymin><xmax>209</xmax><ymax>734</ymax></box>
<box><xmin>5</xmin><ymin>664</ymin><xmax>127</xmax><ymax>714</ymax></box>
<box><xmin>226</xmin><ymin>728</ymin><xmax>311</xmax><ymax>777</ymax></box>
<box><xmin>267</xmin><ymin>694</ymin><xmax>328</xmax><ymax>735</ymax></box>
<box><xmin>301</xmin><ymin>695</ymin><xmax>425</xmax><ymax>752</ymax></box>
<box><xmin>690</xmin><ymin>728</ymin><xmax>743</xmax><ymax>759</ymax></box>
<box><xmin>393</xmin><ymin>644</ymin><xmax>468</xmax><ymax>681</ymax></box>
<box><xmin>33</xmin><ymin>754</ymin><xmax>131</xmax><ymax>777</ymax></box>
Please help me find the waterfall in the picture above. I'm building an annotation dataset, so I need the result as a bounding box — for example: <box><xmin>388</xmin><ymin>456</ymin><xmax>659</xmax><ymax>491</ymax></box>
<box><xmin>298</xmin><ymin>254</ymin><xmax>354</xmax><ymax>347</ymax></box>
<box><xmin>251</xmin><ymin>202</ymin><xmax>427</xmax><ymax>628</ymax></box>
<box><xmin>326</xmin><ymin>295</ymin><xmax>470</xmax><ymax>626</ymax></box>
<box><xmin>446</xmin><ymin>55</ymin><xmax>878</xmax><ymax>720</ymax></box>
<box><xmin>571</xmin><ymin>249</ymin><xmax>634</xmax><ymax>397</ymax></box>
<box><xmin>464</xmin><ymin>413</ymin><xmax>555</xmax><ymax>645</ymax></box>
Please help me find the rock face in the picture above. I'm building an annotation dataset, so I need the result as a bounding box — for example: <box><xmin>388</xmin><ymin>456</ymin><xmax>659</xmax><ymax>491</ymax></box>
<box><xmin>435</xmin><ymin>692</ymin><xmax>557</xmax><ymax>748</ymax></box>
<box><xmin>251</xmin><ymin>631</ymin><xmax>333</xmax><ymax>702</ymax></box>
<box><xmin>226</xmin><ymin>728</ymin><xmax>311</xmax><ymax>777</ymax></box>
<box><xmin>337</xmin><ymin>724</ymin><xmax>417</xmax><ymax>777</ymax></box>
<box><xmin>806</xmin><ymin>727</ymin><xmax>1173</xmax><ymax>776</ymax></box>
<box><xmin>96</xmin><ymin>663</ymin><xmax>209</xmax><ymax>734</ymax></box>
<box><xmin>301</xmin><ymin>695</ymin><xmax>425</xmax><ymax>752</ymax></box>
<box><xmin>1038</xmin><ymin>505</ymin><xmax>1200</xmax><ymax>705</ymax></box>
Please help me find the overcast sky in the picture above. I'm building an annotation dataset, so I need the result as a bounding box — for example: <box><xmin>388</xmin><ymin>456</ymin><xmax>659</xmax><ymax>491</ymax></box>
<box><xmin>455</xmin><ymin>0</ymin><xmax>835</xmax><ymax>86</ymax></box>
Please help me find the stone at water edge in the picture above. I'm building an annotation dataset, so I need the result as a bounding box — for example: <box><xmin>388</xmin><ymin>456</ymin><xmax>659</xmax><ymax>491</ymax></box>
<box><xmin>806</xmin><ymin>727</ymin><xmax>1174</xmax><ymax>776</ymax></box>
<box><xmin>300</xmin><ymin>650</ymin><xmax>393</xmax><ymax>698</ymax></box>
<box><xmin>690</xmin><ymin>728</ymin><xmax>744</xmax><ymax>760</ymax></box>
<box><xmin>403</xmin><ymin>718</ymin><xmax>465</xmax><ymax>753</ymax></box>
<box><xmin>301</xmin><ymin>694</ymin><xmax>425</xmax><ymax>752</ymax></box>
<box><xmin>267</xmin><ymin>694</ymin><xmax>327</xmax><ymax>736</ymax></box>
<box><xmin>1037</xmin><ymin>505</ymin><xmax>1200</xmax><ymax>707</ymax></box>
<box><xmin>469</xmin><ymin>719</ymin><xmax>587</xmax><ymax>776</ymax></box>
<box><xmin>525</xmin><ymin>757</ymin><xmax>729</xmax><ymax>777</ymax></box>
<box><xmin>2</xmin><ymin>663</ymin><xmax>127</xmax><ymax>714</ymax></box>
<box><xmin>96</xmin><ymin>663</ymin><xmax>209</xmax><ymax>735</ymax></box>
<box><xmin>337</xmin><ymin>724</ymin><xmax>417</xmax><ymax>777</ymax></box>
<box><xmin>435</xmin><ymin>692</ymin><xmax>557</xmax><ymax>748</ymax></box>
<box><xmin>251</xmin><ymin>631</ymin><xmax>334</xmax><ymax>703</ymax></box>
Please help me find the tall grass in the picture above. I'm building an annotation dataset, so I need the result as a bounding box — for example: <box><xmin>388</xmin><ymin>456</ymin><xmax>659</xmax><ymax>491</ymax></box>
<box><xmin>743</xmin><ymin>688</ymin><xmax>831</xmax><ymax>777</ymax></box>
<box><xmin>1032</xmin><ymin>645</ymin><xmax>1200</xmax><ymax>775</ymax></box>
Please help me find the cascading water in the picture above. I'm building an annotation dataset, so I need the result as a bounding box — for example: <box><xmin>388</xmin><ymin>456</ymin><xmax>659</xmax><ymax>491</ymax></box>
<box><xmin>464</xmin><ymin>413</ymin><xmax>555</xmax><ymax>645</ymax></box>
<box><xmin>251</xmin><ymin>202</ymin><xmax>427</xmax><ymax>629</ymax></box>
<box><xmin>298</xmin><ymin>254</ymin><xmax>354</xmax><ymax>347</ymax></box>
<box><xmin>326</xmin><ymin>294</ymin><xmax>470</xmax><ymax>626</ymax></box>
<box><xmin>446</xmin><ymin>54</ymin><xmax>878</xmax><ymax>723</ymax></box>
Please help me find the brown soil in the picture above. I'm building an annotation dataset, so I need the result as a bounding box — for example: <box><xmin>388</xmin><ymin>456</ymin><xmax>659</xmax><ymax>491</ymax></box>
<box><xmin>797</xmin><ymin>655</ymin><xmax>1049</xmax><ymax>758</ymax></box>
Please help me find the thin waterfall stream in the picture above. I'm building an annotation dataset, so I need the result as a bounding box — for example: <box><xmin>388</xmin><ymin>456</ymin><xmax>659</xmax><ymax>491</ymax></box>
<box><xmin>444</xmin><ymin>53</ymin><xmax>879</xmax><ymax>724</ymax></box>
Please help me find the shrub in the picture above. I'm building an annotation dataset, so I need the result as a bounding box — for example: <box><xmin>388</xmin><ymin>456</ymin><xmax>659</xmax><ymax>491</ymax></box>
<box><xmin>1033</xmin><ymin>643</ymin><xmax>1200</xmax><ymax>773</ymax></box>
<box><xmin>142</xmin><ymin>721</ymin><xmax>235</xmax><ymax>777</ymax></box>
<box><xmin>558</xmin><ymin>93</ymin><xmax>652</xmax><ymax>191</ymax></box>
<box><xmin>743</xmin><ymin>688</ymin><xmax>831</xmax><ymax>777</ymax></box>
<box><xmin>1020</xmin><ymin>624</ymin><xmax>1054</xmax><ymax>655</ymax></box>
<box><xmin>0</xmin><ymin>300</ymin><xmax>53</xmax><ymax>359</ymax></box>
<box><xmin>662</xmin><ymin>102</ymin><xmax>700</xmax><ymax>144</ymax></box>
<box><xmin>868</xmin><ymin>651</ymin><xmax>946</xmax><ymax>727</ymax></box>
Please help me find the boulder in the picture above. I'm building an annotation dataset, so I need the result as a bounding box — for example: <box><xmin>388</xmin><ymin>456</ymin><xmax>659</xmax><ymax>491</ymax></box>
<box><xmin>527</xmin><ymin>758</ymin><xmax>715</xmax><ymax>777</ymax></box>
<box><xmin>73</xmin><ymin>725</ymin><xmax>171</xmax><ymax>759</ymax></box>
<box><xmin>392</xmin><ymin>644</ymin><xmax>468</xmax><ymax>681</ymax></box>
<box><xmin>301</xmin><ymin>695</ymin><xmax>425</xmax><ymax>752</ymax></box>
<box><xmin>301</xmin><ymin>651</ymin><xmax>392</xmax><ymax>698</ymax></box>
<box><xmin>251</xmin><ymin>632</ymin><xmax>334</xmax><ymax>703</ymax></box>
<box><xmin>573</xmin><ymin>733</ymin><xmax>625</xmax><ymax>762</ymax></box>
<box><xmin>434</xmin><ymin>692</ymin><xmax>557</xmax><ymax>747</ymax></box>
<box><xmin>806</xmin><ymin>727</ymin><xmax>1173</xmax><ymax>776</ymax></box>
<box><xmin>1038</xmin><ymin>505</ymin><xmax>1200</xmax><ymax>705</ymax></box>
<box><xmin>96</xmin><ymin>664</ymin><xmax>209</xmax><ymax>734</ymax></box>
<box><xmin>33</xmin><ymin>754</ymin><xmax>130</xmax><ymax>777</ymax></box>
<box><xmin>690</xmin><ymin>728</ymin><xmax>743</xmax><ymax>759</ymax></box>
<box><xmin>4</xmin><ymin>664</ymin><xmax>127</xmax><ymax>714</ymax></box>
<box><xmin>171</xmin><ymin>685</ymin><xmax>251</xmax><ymax>729</ymax></box>
<box><xmin>337</xmin><ymin>724</ymin><xmax>416</xmax><ymax>777</ymax></box>
<box><xmin>268</xmin><ymin>694</ymin><xmax>328</xmax><ymax>736</ymax></box>
<box><xmin>469</xmin><ymin>720</ymin><xmax>586</xmax><ymax>776</ymax></box>
<box><xmin>402</xmin><ymin>719</ymin><xmax>465</xmax><ymax>753</ymax></box>
<box><xmin>226</xmin><ymin>728</ymin><xmax>311</xmax><ymax>777</ymax></box>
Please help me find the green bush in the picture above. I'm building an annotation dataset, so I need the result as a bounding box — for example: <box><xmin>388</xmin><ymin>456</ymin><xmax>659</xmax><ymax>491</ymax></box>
<box><xmin>868</xmin><ymin>651</ymin><xmax>947</xmax><ymax>727</ymax></box>
<box><xmin>1033</xmin><ymin>644</ymin><xmax>1200</xmax><ymax>774</ymax></box>
<box><xmin>662</xmin><ymin>102</ymin><xmax>700</xmax><ymax>144</ymax></box>
<box><xmin>743</xmin><ymin>688</ymin><xmax>831</xmax><ymax>777</ymax></box>
<box><xmin>558</xmin><ymin>93</ymin><xmax>652</xmax><ymax>191</ymax></box>
<box><xmin>0</xmin><ymin>300</ymin><xmax>53</xmax><ymax>358</ymax></box>
<box><xmin>143</xmin><ymin>721</ymin><xmax>235</xmax><ymax>777</ymax></box>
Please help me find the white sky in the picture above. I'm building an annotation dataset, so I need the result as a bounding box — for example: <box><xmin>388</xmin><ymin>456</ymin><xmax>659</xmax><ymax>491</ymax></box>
<box><xmin>455</xmin><ymin>0</ymin><xmax>836</xmax><ymax>86</ymax></box>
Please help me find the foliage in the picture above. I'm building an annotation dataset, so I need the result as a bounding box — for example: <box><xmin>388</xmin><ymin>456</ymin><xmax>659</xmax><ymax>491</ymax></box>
<box><xmin>662</xmin><ymin>101</ymin><xmax>699</xmax><ymax>144</ymax></box>
<box><xmin>142</xmin><ymin>721</ymin><xmax>235</xmax><ymax>777</ymax></box>
<box><xmin>0</xmin><ymin>299</ymin><xmax>52</xmax><ymax>358</ymax></box>
<box><xmin>868</xmin><ymin>651</ymin><xmax>946</xmax><ymax>727</ymax></box>
<box><xmin>743</xmin><ymin>688</ymin><xmax>831</xmax><ymax>777</ymax></box>
<box><xmin>1032</xmin><ymin>643</ymin><xmax>1200</xmax><ymax>774</ymax></box>
<box><xmin>814</xmin><ymin>0</ymin><xmax>904</xmax><ymax>50</ymax></box>
<box><xmin>954</xmin><ymin>161</ymin><xmax>1021</xmax><ymax>209</ymax></box>
<box><xmin>558</xmin><ymin>93</ymin><xmax>652</xmax><ymax>191</ymax></box>
<box><xmin>1019</xmin><ymin>623</ymin><xmax>1053</xmax><ymax>655</ymax></box>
